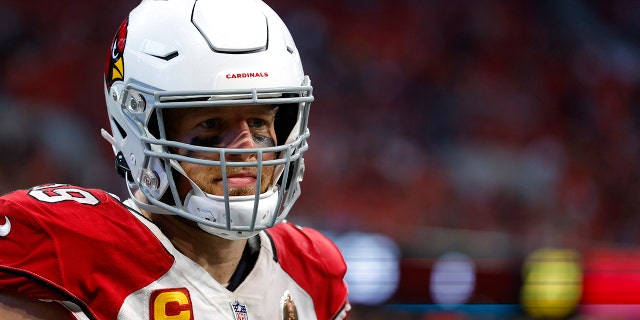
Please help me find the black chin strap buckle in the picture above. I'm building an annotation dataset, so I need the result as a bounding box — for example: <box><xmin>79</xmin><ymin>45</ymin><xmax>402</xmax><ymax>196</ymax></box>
<box><xmin>114</xmin><ymin>151</ymin><xmax>133</xmax><ymax>182</ymax></box>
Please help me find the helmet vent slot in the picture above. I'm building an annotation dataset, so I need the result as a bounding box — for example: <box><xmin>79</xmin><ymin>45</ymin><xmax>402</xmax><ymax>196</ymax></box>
<box><xmin>147</xmin><ymin>51</ymin><xmax>179</xmax><ymax>61</ymax></box>
<box><xmin>113</xmin><ymin>117</ymin><xmax>127</xmax><ymax>139</ymax></box>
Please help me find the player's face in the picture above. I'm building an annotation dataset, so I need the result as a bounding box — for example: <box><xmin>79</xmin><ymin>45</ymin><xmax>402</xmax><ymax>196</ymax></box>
<box><xmin>164</xmin><ymin>105</ymin><xmax>278</xmax><ymax>198</ymax></box>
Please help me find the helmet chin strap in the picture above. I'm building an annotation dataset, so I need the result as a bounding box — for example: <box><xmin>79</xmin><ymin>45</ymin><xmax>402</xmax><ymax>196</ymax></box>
<box><xmin>190</xmin><ymin>188</ymin><xmax>280</xmax><ymax>240</ymax></box>
<box><xmin>170</xmin><ymin>159</ymin><xmax>282</xmax><ymax>240</ymax></box>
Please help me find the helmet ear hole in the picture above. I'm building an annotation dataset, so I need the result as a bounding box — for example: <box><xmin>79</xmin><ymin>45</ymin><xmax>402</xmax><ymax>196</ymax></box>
<box><xmin>274</xmin><ymin>102</ymin><xmax>299</xmax><ymax>190</ymax></box>
<box><xmin>158</xmin><ymin>167</ymin><xmax>181</xmax><ymax>206</ymax></box>
<box><xmin>278</xmin><ymin>161</ymin><xmax>297</xmax><ymax>189</ymax></box>
<box><xmin>274</xmin><ymin>101</ymin><xmax>299</xmax><ymax>146</ymax></box>
<box><xmin>147</xmin><ymin>109</ymin><xmax>161</xmax><ymax>138</ymax></box>
<box><xmin>113</xmin><ymin>118</ymin><xmax>128</xmax><ymax>139</ymax></box>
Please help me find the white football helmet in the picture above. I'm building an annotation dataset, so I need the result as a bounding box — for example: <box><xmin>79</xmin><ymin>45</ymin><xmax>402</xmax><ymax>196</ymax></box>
<box><xmin>102</xmin><ymin>0</ymin><xmax>312</xmax><ymax>240</ymax></box>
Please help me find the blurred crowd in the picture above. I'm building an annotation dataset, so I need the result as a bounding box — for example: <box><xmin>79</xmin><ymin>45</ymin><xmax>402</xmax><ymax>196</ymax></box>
<box><xmin>1</xmin><ymin>0</ymin><xmax>640</xmax><ymax>317</ymax></box>
<box><xmin>275</xmin><ymin>0</ymin><xmax>640</xmax><ymax>258</ymax></box>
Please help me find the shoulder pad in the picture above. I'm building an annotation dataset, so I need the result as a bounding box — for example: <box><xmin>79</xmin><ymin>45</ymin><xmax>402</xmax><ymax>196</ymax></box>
<box><xmin>0</xmin><ymin>184</ymin><xmax>173</xmax><ymax>318</ymax></box>
<box><xmin>267</xmin><ymin>221</ymin><xmax>348</xmax><ymax>320</ymax></box>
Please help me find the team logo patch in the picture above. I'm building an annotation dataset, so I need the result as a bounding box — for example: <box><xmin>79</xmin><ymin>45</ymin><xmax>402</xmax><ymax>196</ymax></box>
<box><xmin>280</xmin><ymin>291</ymin><xmax>299</xmax><ymax>320</ymax></box>
<box><xmin>150</xmin><ymin>288</ymin><xmax>194</xmax><ymax>320</ymax></box>
<box><xmin>105</xmin><ymin>17</ymin><xmax>128</xmax><ymax>91</ymax></box>
<box><xmin>230</xmin><ymin>300</ymin><xmax>249</xmax><ymax>320</ymax></box>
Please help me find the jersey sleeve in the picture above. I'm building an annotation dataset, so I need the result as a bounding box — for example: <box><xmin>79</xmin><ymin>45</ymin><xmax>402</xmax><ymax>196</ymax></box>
<box><xmin>0</xmin><ymin>184</ymin><xmax>174</xmax><ymax>319</ymax></box>
<box><xmin>267</xmin><ymin>221</ymin><xmax>350</xmax><ymax>320</ymax></box>
<box><xmin>0</xmin><ymin>188</ymin><xmax>75</xmax><ymax>301</ymax></box>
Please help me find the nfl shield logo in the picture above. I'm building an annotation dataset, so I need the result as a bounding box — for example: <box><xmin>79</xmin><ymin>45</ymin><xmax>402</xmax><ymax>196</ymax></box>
<box><xmin>230</xmin><ymin>300</ymin><xmax>248</xmax><ymax>320</ymax></box>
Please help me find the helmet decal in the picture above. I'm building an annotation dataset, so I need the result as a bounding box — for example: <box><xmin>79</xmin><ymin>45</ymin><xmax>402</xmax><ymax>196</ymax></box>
<box><xmin>105</xmin><ymin>17</ymin><xmax>128</xmax><ymax>91</ymax></box>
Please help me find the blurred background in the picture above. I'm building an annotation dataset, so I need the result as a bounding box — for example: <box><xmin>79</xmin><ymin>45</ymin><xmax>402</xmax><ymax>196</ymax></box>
<box><xmin>1</xmin><ymin>0</ymin><xmax>640</xmax><ymax>319</ymax></box>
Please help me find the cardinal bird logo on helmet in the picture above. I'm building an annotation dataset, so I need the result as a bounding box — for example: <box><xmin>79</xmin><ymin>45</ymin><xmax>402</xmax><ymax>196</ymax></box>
<box><xmin>105</xmin><ymin>17</ymin><xmax>128</xmax><ymax>91</ymax></box>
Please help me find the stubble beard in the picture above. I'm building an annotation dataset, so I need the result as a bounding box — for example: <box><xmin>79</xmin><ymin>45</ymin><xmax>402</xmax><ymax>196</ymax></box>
<box><xmin>183</xmin><ymin>165</ymin><xmax>274</xmax><ymax>197</ymax></box>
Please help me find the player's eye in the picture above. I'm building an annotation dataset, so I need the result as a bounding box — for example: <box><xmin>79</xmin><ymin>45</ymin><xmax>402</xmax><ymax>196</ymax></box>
<box><xmin>248</xmin><ymin>118</ymin><xmax>266</xmax><ymax>128</ymax></box>
<box><xmin>201</xmin><ymin>119</ymin><xmax>220</xmax><ymax>129</ymax></box>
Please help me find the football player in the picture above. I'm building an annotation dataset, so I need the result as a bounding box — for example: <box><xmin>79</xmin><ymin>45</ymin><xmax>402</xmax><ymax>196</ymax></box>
<box><xmin>0</xmin><ymin>0</ymin><xmax>350</xmax><ymax>319</ymax></box>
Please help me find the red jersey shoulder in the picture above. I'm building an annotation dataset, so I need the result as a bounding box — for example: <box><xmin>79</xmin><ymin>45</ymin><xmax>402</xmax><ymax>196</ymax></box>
<box><xmin>266</xmin><ymin>221</ymin><xmax>348</xmax><ymax>320</ymax></box>
<box><xmin>267</xmin><ymin>221</ymin><xmax>347</xmax><ymax>278</ymax></box>
<box><xmin>0</xmin><ymin>183</ymin><xmax>145</xmax><ymax>245</ymax></box>
<box><xmin>0</xmin><ymin>183</ymin><xmax>173</xmax><ymax>316</ymax></box>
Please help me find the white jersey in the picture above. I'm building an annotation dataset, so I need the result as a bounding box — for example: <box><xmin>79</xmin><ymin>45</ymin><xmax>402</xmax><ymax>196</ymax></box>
<box><xmin>0</xmin><ymin>184</ymin><xmax>350</xmax><ymax>319</ymax></box>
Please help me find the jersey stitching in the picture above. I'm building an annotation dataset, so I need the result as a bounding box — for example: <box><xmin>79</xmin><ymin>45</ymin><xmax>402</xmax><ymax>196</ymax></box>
<box><xmin>0</xmin><ymin>266</ymin><xmax>99</xmax><ymax>320</ymax></box>
<box><xmin>263</xmin><ymin>229</ymin><xmax>279</xmax><ymax>263</ymax></box>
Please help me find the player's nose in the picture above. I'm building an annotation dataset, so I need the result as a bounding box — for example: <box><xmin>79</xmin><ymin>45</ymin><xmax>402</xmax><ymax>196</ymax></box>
<box><xmin>224</xmin><ymin>121</ymin><xmax>258</xmax><ymax>161</ymax></box>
